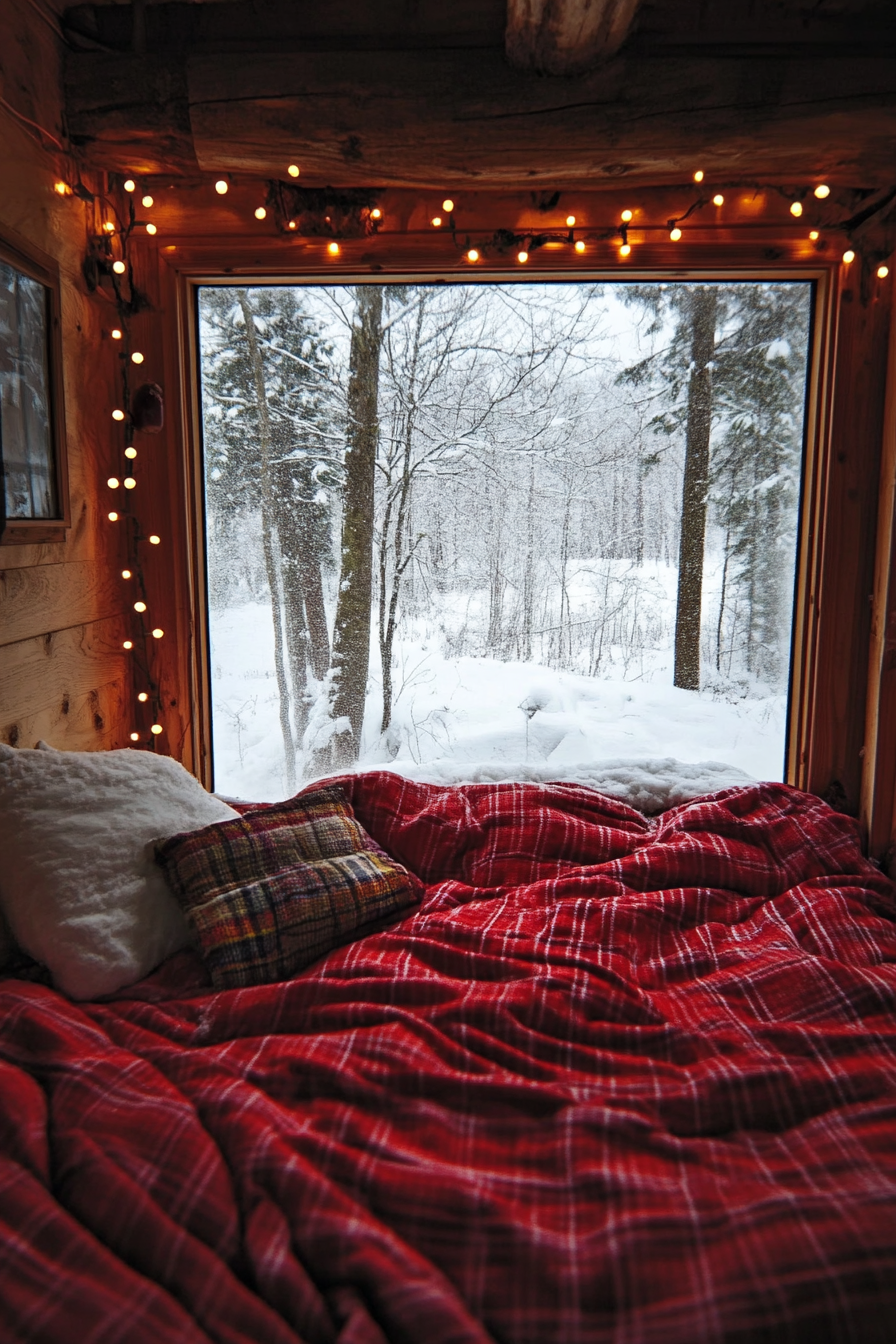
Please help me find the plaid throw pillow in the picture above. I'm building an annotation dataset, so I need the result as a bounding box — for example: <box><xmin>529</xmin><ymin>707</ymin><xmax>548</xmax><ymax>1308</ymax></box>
<box><xmin>155</xmin><ymin>785</ymin><xmax>422</xmax><ymax>989</ymax></box>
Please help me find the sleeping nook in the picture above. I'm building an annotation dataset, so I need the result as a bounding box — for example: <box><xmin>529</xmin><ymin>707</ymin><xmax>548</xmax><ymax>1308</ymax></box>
<box><xmin>1</xmin><ymin>1</ymin><xmax>896</xmax><ymax>1340</ymax></box>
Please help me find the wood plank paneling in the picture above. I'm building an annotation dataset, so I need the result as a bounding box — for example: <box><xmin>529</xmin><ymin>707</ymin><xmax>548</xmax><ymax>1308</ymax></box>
<box><xmin>0</xmin><ymin>560</ymin><xmax>123</xmax><ymax>649</ymax></box>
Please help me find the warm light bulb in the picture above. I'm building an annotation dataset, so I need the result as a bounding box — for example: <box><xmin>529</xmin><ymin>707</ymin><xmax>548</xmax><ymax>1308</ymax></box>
<box><xmin>843</xmin><ymin>249</ymin><xmax>855</xmax><ymax>264</ymax></box>
<box><xmin>619</xmin><ymin>243</ymin><xmax>632</xmax><ymax>257</ymax></box>
<box><xmin>517</xmin><ymin>250</ymin><xmax>528</xmax><ymax>263</ymax></box>
<box><xmin>125</xmin><ymin>446</ymin><xmax>137</xmax><ymax>459</ymax></box>
<box><xmin>112</xmin><ymin>260</ymin><xmax>126</xmax><ymax>275</ymax></box>
<box><xmin>712</xmin><ymin>194</ymin><xmax>724</xmax><ymax>206</ymax></box>
<box><xmin>151</xmin><ymin>724</ymin><xmax>163</xmax><ymax>735</ymax></box>
<box><xmin>621</xmin><ymin>209</ymin><xmax>633</xmax><ymax>222</ymax></box>
<box><xmin>566</xmin><ymin>215</ymin><xmax>576</xmax><ymax>227</ymax></box>
<box><xmin>327</xmin><ymin>241</ymin><xmax>340</xmax><ymax>255</ymax></box>
<box><xmin>809</xmin><ymin>230</ymin><xmax>820</xmax><ymax>241</ymax></box>
<box><xmin>130</xmin><ymin>732</ymin><xmax>140</xmax><ymax>742</ymax></box>
<box><xmin>134</xmin><ymin>601</ymin><xmax>147</xmax><ymax>613</ymax></box>
<box><xmin>814</xmin><ymin>184</ymin><xmax>830</xmax><ymax>199</ymax></box>
<box><xmin>431</xmin><ymin>216</ymin><xmax>442</xmax><ymax>228</ymax></box>
<box><xmin>442</xmin><ymin>198</ymin><xmax>455</xmax><ymax>213</ymax></box>
<box><xmin>107</xmin><ymin>476</ymin><xmax>120</xmax><ymax>489</ymax></box>
<box><xmin>123</xmin><ymin>640</ymin><xmax>133</xmax><ymax>650</ymax></box>
<box><xmin>54</xmin><ymin>181</ymin><xmax>69</xmax><ymax>196</ymax></box>
<box><xmin>693</xmin><ymin>170</ymin><xmax>704</xmax><ymax>183</ymax></box>
<box><xmin>111</xmin><ymin>328</ymin><xmax>122</xmax><ymax>340</ymax></box>
<box><xmin>574</xmin><ymin>240</ymin><xmax>586</xmax><ymax>253</ymax></box>
<box><xmin>370</xmin><ymin>208</ymin><xmax>382</xmax><ymax>220</ymax></box>
<box><xmin>122</xmin><ymin>569</ymin><xmax>132</xmax><ymax>579</ymax></box>
<box><xmin>152</xmin><ymin>628</ymin><xmax>164</xmax><ymax>639</ymax></box>
<box><xmin>131</xmin><ymin>351</ymin><xmax>144</xmax><ymax>364</ymax></box>
<box><xmin>214</xmin><ymin>180</ymin><xmax>228</xmax><ymax>195</ymax></box>
<box><xmin>670</xmin><ymin>227</ymin><xmax>682</xmax><ymax>241</ymax></box>
<box><xmin>790</xmin><ymin>201</ymin><xmax>803</xmax><ymax>217</ymax></box>
<box><xmin>288</xmin><ymin>220</ymin><xmax>297</xmax><ymax>230</ymax></box>
<box><xmin>103</xmin><ymin>221</ymin><xmax>115</xmax><ymax>234</ymax></box>
<box><xmin>255</xmin><ymin>206</ymin><xmax>267</xmax><ymax>220</ymax></box>
<box><xmin>466</xmin><ymin>248</ymin><xmax>479</xmax><ymax>262</ymax></box>
<box><xmin>146</xmin><ymin>223</ymin><xmax>157</xmax><ymax>236</ymax></box>
<box><xmin>878</xmin><ymin>265</ymin><xmax>890</xmax><ymax>279</ymax></box>
<box><xmin>112</xmin><ymin>409</ymin><xmax>125</xmax><ymax>421</ymax></box>
<box><xmin>287</xmin><ymin>164</ymin><xmax>300</xmax><ymax>178</ymax></box>
<box><xmin>141</xmin><ymin>194</ymin><xmax>153</xmax><ymax>208</ymax></box>
<box><xmin>108</xmin><ymin>511</ymin><xmax>119</xmax><ymax>521</ymax></box>
<box><xmin>123</xmin><ymin>179</ymin><xmax>136</xmax><ymax>193</ymax></box>
<box><xmin>124</xmin><ymin>477</ymin><xmax>136</xmax><ymax>490</ymax></box>
<box><xmin>149</xmin><ymin>534</ymin><xmax>160</xmax><ymax>545</ymax></box>
<box><xmin>138</xmin><ymin>692</ymin><xmax>148</xmax><ymax>703</ymax></box>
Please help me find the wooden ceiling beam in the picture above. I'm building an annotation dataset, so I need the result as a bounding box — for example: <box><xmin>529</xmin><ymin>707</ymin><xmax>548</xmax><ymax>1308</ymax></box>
<box><xmin>505</xmin><ymin>0</ymin><xmax>642</xmax><ymax>74</ymax></box>
<box><xmin>65</xmin><ymin>48</ymin><xmax>896</xmax><ymax>187</ymax></box>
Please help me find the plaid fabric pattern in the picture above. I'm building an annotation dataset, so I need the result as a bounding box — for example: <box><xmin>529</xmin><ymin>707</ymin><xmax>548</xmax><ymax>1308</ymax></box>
<box><xmin>156</xmin><ymin>784</ymin><xmax>421</xmax><ymax>987</ymax></box>
<box><xmin>3</xmin><ymin>774</ymin><xmax>896</xmax><ymax>1343</ymax></box>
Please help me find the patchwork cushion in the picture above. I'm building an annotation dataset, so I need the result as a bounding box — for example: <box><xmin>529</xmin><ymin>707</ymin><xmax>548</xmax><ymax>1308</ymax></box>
<box><xmin>155</xmin><ymin>785</ymin><xmax>422</xmax><ymax>989</ymax></box>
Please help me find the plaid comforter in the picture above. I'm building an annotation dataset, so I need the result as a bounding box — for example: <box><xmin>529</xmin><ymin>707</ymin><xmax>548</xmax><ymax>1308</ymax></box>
<box><xmin>2</xmin><ymin>774</ymin><xmax>896</xmax><ymax>1343</ymax></box>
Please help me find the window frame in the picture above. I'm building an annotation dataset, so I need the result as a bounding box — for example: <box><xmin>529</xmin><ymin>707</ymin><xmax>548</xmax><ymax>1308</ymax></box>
<box><xmin>0</xmin><ymin>227</ymin><xmax>71</xmax><ymax>545</ymax></box>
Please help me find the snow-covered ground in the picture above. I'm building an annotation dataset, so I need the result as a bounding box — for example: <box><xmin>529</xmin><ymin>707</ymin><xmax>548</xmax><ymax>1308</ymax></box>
<box><xmin>209</xmin><ymin>594</ymin><xmax>787</xmax><ymax>809</ymax></box>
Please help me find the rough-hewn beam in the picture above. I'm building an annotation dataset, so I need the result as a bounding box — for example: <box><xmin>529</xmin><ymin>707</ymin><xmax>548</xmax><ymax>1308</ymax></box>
<box><xmin>65</xmin><ymin>48</ymin><xmax>896</xmax><ymax>187</ymax></box>
<box><xmin>506</xmin><ymin>0</ymin><xmax>641</xmax><ymax>74</ymax></box>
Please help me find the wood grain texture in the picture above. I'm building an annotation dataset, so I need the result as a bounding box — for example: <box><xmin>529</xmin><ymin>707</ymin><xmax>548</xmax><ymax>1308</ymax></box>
<box><xmin>0</xmin><ymin>615</ymin><xmax>132</xmax><ymax>751</ymax></box>
<box><xmin>64</xmin><ymin>48</ymin><xmax>896</xmax><ymax>186</ymax></box>
<box><xmin>0</xmin><ymin>560</ymin><xmax>123</xmax><ymax>649</ymax></box>
<box><xmin>506</xmin><ymin>0</ymin><xmax>642</xmax><ymax>74</ymax></box>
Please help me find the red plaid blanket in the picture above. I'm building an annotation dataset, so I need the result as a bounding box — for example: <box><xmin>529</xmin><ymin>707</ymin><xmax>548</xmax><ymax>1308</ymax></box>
<box><xmin>2</xmin><ymin>775</ymin><xmax>896</xmax><ymax>1343</ymax></box>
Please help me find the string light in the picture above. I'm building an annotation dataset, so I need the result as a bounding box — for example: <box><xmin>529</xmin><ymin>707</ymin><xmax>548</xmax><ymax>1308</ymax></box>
<box><xmin>134</xmin><ymin>601</ymin><xmax>147</xmax><ymax>613</ymax></box>
<box><xmin>102</xmin><ymin>221</ymin><xmax>115</xmax><ymax>234</ymax></box>
<box><xmin>790</xmin><ymin>201</ymin><xmax>803</xmax><ymax>217</ymax></box>
<box><xmin>809</xmin><ymin>230</ymin><xmax>820</xmax><ymax>241</ymax></box>
<box><xmin>112</xmin><ymin>409</ymin><xmax>125</xmax><ymax>421</ymax></box>
<box><xmin>141</xmin><ymin>194</ymin><xmax>153</xmax><ymax>208</ymax></box>
<box><xmin>125</xmin><ymin>446</ymin><xmax>137</xmax><ymax>459</ymax></box>
<box><xmin>122</xmin><ymin>569</ymin><xmax>132</xmax><ymax>579</ymax></box>
<box><xmin>146</xmin><ymin>223</ymin><xmax>157</xmax><ymax>236</ymax></box>
<box><xmin>107</xmin><ymin>476</ymin><xmax>120</xmax><ymax>489</ymax></box>
<box><xmin>108</xmin><ymin>511</ymin><xmax>119</xmax><ymax>521</ymax></box>
<box><xmin>621</xmin><ymin>209</ymin><xmax>633</xmax><ymax>222</ymax></box>
<box><xmin>215</xmin><ymin>180</ymin><xmax>229</xmax><ymax>195</ymax></box>
<box><xmin>112</xmin><ymin>260</ymin><xmax>126</xmax><ymax>275</ymax></box>
<box><xmin>878</xmin><ymin>265</ymin><xmax>890</xmax><ymax>278</ymax></box>
<box><xmin>131</xmin><ymin>351</ymin><xmax>144</xmax><ymax>364</ymax></box>
<box><xmin>670</xmin><ymin>227</ymin><xmax>682</xmax><ymax>241</ymax></box>
<box><xmin>111</xmin><ymin>328</ymin><xmax>122</xmax><ymax>340</ymax></box>
<box><xmin>619</xmin><ymin>243</ymin><xmax>632</xmax><ymax>257</ymax></box>
<box><xmin>255</xmin><ymin>207</ymin><xmax>267</xmax><ymax>220</ymax></box>
<box><xmin>151</xmin><ymin>724</ymin><xmax>163</xmax><ymax>735</ymax></box>
<box><xmin>287</xmin><ymin>165</ymin><xmax>300</xmax><ymax>178</ymax></box>
<box><xmin>138</xmin><ymin>692</ymin><xmax>149</xmax><ymax>703</ymax></box>
<box><xmin>693</xmin><ymin>170</ymin><xmax>704</xmax><ymax>183</ymax></box>
<box><xmin>713</xmin><ymin>194</ymin><xmax>724</xmax><ymax>207</ymax></box>
<box><xmin>288</xmin><ymin>220</ymin><xmax>297</xmax><ymax>230</ymax></box>
<box><xmin>370</xmin><ymin>208</ymin><xmax>382</xmax><ymax>220</ymax></box>
<box><xmin>843</xmin><ymin>250</ymin><xmax>855</xmax><ymax>263</ymax></box>
<box><xmin>566</xmin><ymin>215</ymin><xmax>576</xmax><ymax>227</ymax></box>
<box><xmin>152</xmin><ymin>628</ymin><xmax>164</xmax><ymax>639</ymax></box>
<box><xmin>574</xmin><ymin>240</ymin><xmax>586</xmax><ymax>253</ymax></box>
<box><xmin>517</xmin><ymin>250</ymin><xmax>528</xmax><ymax>263</ymax></box>
<box><xmin>129</xmin><ymin>732</ymin><xmax>140</xmax><ymax>742</ymax></box>
<box><xmin>442</xmin><ymin>199</ymin><xmax>455</xmax><ymax>213</ymax></box>
<box><xmin>149</xmin><ymin>534</ymin><xmax>161</xmax><ymax>545</ymax></box>
<box><xmin>124</xmin><ymin>477</ymin><xmax>136</xmax><ymax>490</ymax></box>
<box><xmin>466</xmin><ymin>249</ymin><xmax>480</xmax><ymax>262</ymax></box>
<box><xmin>54</xmin><ymin>181</ymin><xmax>70</xmax><ymax>196</ymax></box>
<box><xmin>431</xmin><ymin>216</ymin><xmax>442</xmax><ymax>228</ymax></box>
<box><xmin>123</xmin><ymin>640</ymin><xmax>133</xmax><ymax>650</ymax></box>
<box><xmin>327</xmin><ymin>241</ymin><xmax>340</xmax><ymax>255</ymax></box>
<box><xmin>814</xmin><ymin>184</ymin><xmax>830</xmax><ymax>199</ymax></box>
<box><xmin>123</xmin><ymin>179</ymin><xmax>136</xmax><ymax>193</ymax></box>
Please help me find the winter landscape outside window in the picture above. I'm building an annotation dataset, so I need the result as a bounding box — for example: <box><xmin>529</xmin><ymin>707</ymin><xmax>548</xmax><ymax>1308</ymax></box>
<box><xmin>197</xmin><ymin>281</ymin><xmax>812</xmax><ymax>802</ymax></box>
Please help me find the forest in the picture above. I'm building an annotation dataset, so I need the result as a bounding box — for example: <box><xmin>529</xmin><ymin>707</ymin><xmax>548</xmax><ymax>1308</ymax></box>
<box><xmin>198</xmin><ymin>280</ymin><xmax>811</xmax><ymax>799</ymax></box>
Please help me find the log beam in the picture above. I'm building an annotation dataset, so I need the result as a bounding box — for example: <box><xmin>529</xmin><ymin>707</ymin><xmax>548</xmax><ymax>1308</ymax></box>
<box><xmin>505</xmin><ymin>0</ymin><xmax>642</xmax><ymax>74</ymax></box>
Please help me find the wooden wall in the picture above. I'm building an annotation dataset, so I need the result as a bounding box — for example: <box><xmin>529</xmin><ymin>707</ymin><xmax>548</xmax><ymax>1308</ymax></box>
<box><xmin>0</xmin><ymin>4</ymin><xmax>134</xmax><ymax>751</ymax></box>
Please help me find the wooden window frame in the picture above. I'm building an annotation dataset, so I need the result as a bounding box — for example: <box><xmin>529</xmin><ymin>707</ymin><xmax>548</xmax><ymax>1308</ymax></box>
<box><xmin>0</xmin><ymin>226</ymin><xmax>71</xmax><ymax>545</ymax></box>
<box><xmin>135</xmin><ymin>226</ymin><xmax>892</xmax><ymax>850</ymax></box>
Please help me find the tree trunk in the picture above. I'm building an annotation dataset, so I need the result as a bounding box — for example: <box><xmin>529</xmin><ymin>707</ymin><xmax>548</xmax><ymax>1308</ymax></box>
<box><xmin>330</xmin><ymin>285</ymin><xmax>383</xmax><ymax>764</ymax></box>
<box><xmin>673</xmin><ymin>286</ymin><xmax>717</xmax><ymax>691</ymax></box>
<box><xmin>236</xmin><ymin>289</ymin><xmax>296</xmax><ymax>788</ymax></box>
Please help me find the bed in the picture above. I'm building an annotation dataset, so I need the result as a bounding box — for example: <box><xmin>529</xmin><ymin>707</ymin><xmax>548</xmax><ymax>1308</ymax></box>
<box><xmin>2</xmin><ymin>764</ymin><xmax>896</xmax><ymax>1343</ymax></box>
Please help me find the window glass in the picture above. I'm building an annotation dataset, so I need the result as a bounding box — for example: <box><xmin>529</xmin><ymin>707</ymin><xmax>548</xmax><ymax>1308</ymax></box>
<box><xmin>0</xmin><ymin>261</ymin><xmax>56</xmax><ymax>520</ymax></box>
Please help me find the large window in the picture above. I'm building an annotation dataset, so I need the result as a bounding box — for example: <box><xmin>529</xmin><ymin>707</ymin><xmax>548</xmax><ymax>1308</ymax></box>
<box><xmin>198</xmin><ymin>280</ymin><xmax>812</xmax><ymax>800</ymax></box>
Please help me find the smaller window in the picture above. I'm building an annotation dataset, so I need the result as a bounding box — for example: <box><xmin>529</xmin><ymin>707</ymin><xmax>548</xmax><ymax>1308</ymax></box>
<box><xmin>0</xmin><ymin>232</ymin><xmax>69</xmax><ymax>544</ymax></box>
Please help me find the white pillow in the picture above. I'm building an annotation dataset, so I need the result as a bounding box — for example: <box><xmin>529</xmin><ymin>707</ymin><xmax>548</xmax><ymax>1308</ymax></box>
<box><xmin>0</xmin><ymin>745</ymin><xmax>239</xmax><ymax>999</ymax></box>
